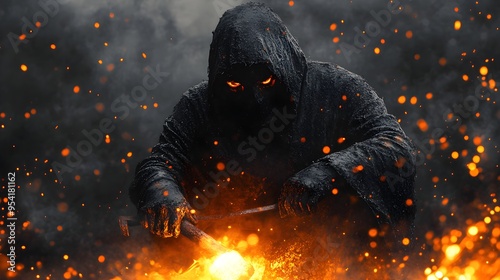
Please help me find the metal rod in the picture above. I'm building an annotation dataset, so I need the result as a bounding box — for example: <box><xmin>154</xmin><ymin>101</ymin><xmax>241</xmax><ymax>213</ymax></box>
<box><xmin>198</xmin><ymin>203</ymin><xmax>277</xmax><ymax>220</ymax></box>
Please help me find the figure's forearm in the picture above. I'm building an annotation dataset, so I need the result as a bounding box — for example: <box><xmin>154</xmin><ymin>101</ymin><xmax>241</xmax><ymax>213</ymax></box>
<box><xmin>130</xmin><ymin>156</ymin><xmax>182</xmax><ymax>208</ymax></box>
<box><xmin>293</xmin><ymin>161</ymin><xmax>347</xmax><ymax>193</ymax></box>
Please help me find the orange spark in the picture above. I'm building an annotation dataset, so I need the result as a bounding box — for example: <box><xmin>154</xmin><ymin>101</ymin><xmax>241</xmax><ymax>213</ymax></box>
<box><xmin>405</xmin><ymin>199</ymin><xmax>413</xmax><ymax>206</ymax></box>
<box><xmin>398</xmin><ymin>96</ymin><xmax>406</xmax><ymax>104</ymax></box>
<box><xmin>61</xmin><ymin>148</ymin><xmax>70</xmax><ymax>157</ymax></box>
<box><xmin>488</xmin><ymin>79</ymin><xmax>496</xmax><ymax>89</ymax></box>
<box><xmin>322</xmin><ymin>146</ymin><xmax>331</xmax><ymax>154</ymax></box>
<box><xmin>352</xmin><ymin>165</ymin><xmax>364</xmax><ymax>173</ymax></box>
<box><xmin>216</xmin><ymin>162</ymin><xmax>225</xmax><ymax>171</ymax></box>
<box><xmin>439</xmin><ymin>57</ymin><xmax>447</xmax><ymax>66</ymax></box>
<box><xmin>417</xmin><ymin>119</ymin><xmax>429</xmax><ymax>132</ymax></box>
<box><xmin>95</xmin><ymin>103</ymin><xmax>105</xmax><ymax>112</ymax></box>
<box><xmin>247</xmin><ymin>234</ymin><xmax>259</xmax><ymax>246</ymax></box>
<box><xmin>410</xmin><ymin>96</ymin><xmax>418</xmax><ymax>105</ymax></box>
<box><xmin>479</xmin><ymin>66</ymin><xmax>488</xmax><ymax>76</ymax></box>
<box><xmin>58</xmin><ymin>202</ymin><xmax>68</xmax><ymax>213</ymax></box>
<box><xmin>402</xmin><ymin>237</ymin><xmax>410</xmax><ymax>246</ymax></box>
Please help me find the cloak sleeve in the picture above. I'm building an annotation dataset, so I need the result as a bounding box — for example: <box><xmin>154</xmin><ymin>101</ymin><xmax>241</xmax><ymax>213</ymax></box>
<box><xmin>129</xmin><ymin>82</ymin><xmax>207</xmax><ymax>207</ymax></box>
<box><xmin>316</xmin><ymin>70</ymin><xmax>416</xmax><ymax>238</ymax></box>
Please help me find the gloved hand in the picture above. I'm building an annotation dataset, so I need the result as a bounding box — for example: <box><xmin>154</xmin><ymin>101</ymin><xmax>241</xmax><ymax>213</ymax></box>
<box><xmin>278</xmin><ymin>163</ymin><xmax>340</xmax><ymax>217</ymax></box>
<box><xmin>138</xmin><ymin>180</ymin><xmax>197</xmax><ymax>238</ymax></box>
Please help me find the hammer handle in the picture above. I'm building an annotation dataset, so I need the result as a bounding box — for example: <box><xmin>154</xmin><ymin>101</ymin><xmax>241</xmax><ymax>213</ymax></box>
<box><xmin>119</xmin><ymin>216</ymin><xmax>230</xmax><ymax>255</ymax></box>
<box><xmin>180</xmin><ymin>220</ymin><xmax>230</xmax><ymax>255</ymax></box>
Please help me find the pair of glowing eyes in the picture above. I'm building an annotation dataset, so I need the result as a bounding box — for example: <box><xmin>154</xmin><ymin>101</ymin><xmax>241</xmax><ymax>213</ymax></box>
<box><xmin>226</xmin><ymin>75</ymin><xmax>274</xmax><ymax>89</ymax></box>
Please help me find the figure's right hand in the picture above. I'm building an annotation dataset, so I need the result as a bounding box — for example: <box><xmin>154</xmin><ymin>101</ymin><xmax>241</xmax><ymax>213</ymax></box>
<box><xmin>138</xmin><ymin>181</ymin><xmax>197</xmax><ymax>238</ymax></box>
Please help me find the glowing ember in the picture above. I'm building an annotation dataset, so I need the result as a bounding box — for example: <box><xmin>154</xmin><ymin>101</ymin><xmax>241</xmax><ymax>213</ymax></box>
<box><xmin>322</xmin><ymin>146</ymin><xmax>331</xmax><ymax>154</ymax></box>
<box><xmin>209</xmin><ymin>251</ymin><xmax>253</xmax><ymax>280</ymax></box>
<box><xmin>398</xmin><ymin>95</ymin><xmax>406</xmax><ymax>104</ymax></box>
<box><xmin>479</xmin><ymin>66</ymin><xmax>488</xmax><ymax>76</ymax></box>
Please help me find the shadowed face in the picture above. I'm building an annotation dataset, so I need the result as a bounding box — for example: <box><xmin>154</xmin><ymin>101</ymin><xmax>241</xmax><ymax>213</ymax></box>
<box><xmin>211</xmin><ymin>64</ymin><xmax>289</xmax><ymax>134</ymax></box>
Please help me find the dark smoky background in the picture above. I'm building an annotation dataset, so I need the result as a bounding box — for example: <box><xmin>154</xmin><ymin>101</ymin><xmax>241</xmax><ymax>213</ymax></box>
<box><xmin>0</xmin><ymin>0</ymin><xmax>498</xmax><ymax>279</ymax></box>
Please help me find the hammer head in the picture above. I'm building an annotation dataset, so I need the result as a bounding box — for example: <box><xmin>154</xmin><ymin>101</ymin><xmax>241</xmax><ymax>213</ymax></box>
<box><xmin>118</xmin><ymin>215</ymin><xmax>139</xmax><ymax>237</ymax></box>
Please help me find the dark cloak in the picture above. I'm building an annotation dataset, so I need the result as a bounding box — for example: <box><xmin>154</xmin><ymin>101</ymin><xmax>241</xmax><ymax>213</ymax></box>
<box><xmin>130</xmin><ymin>2</ymin><xmax>416</xmax><ymax>248</ymax></box>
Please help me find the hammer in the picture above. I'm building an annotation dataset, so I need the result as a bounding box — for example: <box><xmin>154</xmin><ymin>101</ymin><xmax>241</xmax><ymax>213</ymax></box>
<box><xmin>119</xmin><ymin>216</ymin><xmax>231</xmax><ymax>255</ymax></box>
<box><xmin>118</xmin><ymin>204</ymin><xmax>277</xmax><ymax>256</ymax></box>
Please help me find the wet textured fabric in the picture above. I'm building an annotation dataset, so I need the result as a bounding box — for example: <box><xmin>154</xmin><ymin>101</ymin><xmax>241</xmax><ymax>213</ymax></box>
<box><xmin>130</xmin><ymin>2</ymin><xmax>416</xmax><ymax>246</ymax></box>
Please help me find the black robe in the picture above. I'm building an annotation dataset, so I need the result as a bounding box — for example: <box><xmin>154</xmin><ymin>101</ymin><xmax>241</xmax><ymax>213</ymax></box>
<box><xmin>130</xmin><ymin>2</ymin><xmax>416</xmax><ymax>261</ymax></box>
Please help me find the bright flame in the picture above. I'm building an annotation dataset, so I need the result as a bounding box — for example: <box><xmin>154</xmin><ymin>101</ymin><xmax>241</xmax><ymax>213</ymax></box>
<box><xmin>209</xmin><ymin>251</ymin><xmax>253</xmax><ymax>280</ymax></box>
<box><xmin>444</xmin><ymin>244</ymin><xmax>461</xmax><ymax>260</ymax></box>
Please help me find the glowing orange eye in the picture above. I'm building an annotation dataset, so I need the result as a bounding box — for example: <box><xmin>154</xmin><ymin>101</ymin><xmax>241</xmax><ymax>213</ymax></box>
<box><xmin>227</xmin><ymin>81</ymin><xmax>241</xmax><ymax>88</ymax></box>
<box><xmin>261</xmin><ymin>75</ymin><xmax>274</xmax><ymax>85</ymax></box>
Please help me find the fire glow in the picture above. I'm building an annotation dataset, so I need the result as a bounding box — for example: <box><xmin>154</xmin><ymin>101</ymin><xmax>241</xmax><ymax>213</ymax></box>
<box><xmin>209</xmin><ymin>251</ymin><xmax>254</xmax><ymax>280</ymax></box>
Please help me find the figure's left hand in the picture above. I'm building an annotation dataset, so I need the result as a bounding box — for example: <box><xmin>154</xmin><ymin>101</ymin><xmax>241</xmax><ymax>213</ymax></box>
<box><xmin>278</xmin><ymin>163</ymin><xmax>336</xmax><ymax>217</ymax></box>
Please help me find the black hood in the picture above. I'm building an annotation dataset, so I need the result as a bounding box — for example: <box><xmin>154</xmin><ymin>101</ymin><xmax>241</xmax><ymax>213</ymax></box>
<box><xmin>208</xmin><ymin>2</ymin><xmax>307</xmax><ymax>105</ymax></box>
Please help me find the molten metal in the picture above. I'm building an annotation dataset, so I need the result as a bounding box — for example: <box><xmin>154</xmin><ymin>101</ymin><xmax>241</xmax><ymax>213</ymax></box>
<box><xmin>209</xmin><ymin>251</ymin><xmax>254</xmax><ymax>280</ymax></box>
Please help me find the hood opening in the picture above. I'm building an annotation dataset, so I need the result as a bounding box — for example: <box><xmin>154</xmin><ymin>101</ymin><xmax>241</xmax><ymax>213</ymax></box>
<box><xmin>208</xmin><ymin>2</ymin><xmax>307</xmax><ymax>109</ymax></box>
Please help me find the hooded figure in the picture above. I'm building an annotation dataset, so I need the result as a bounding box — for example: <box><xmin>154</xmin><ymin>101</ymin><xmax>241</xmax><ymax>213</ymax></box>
<box><xmin>130</xmin><ymin>2</ymin><xmax>416</xmax><ymax>261</ymax></box>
